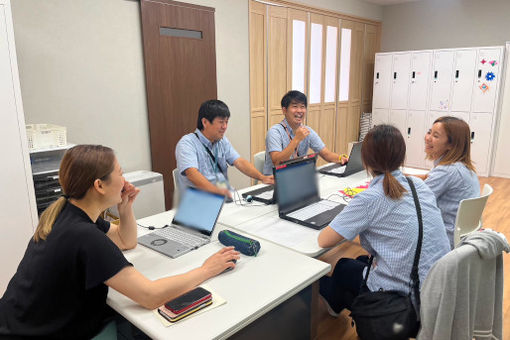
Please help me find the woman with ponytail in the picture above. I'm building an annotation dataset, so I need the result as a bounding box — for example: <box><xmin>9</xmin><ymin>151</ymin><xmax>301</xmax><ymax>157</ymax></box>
<box><xmin>0</xmin><ymin>145</ymin><xmax>239</xmax><ymax>339</ymax></box>
<box><xmin>317</xmin><ymin>125</ymin><xmax>450</xmax><ymax>317</ymax></box>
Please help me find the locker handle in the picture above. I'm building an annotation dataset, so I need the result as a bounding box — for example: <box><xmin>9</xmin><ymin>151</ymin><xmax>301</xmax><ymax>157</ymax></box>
<box><xmin>455</xmin><ymin>70</ymin><xmax>459</xmax><ymax>79</ymax></box>
<box><xmin>471</xmin><ymin>131</ymin><xmax>475</xmax><ymax>142</ymax></box>
<box><xmin>434</xmin><ymin>71</ymin><xmax>438</xmax><ymax>79</ymax></box>
<box><xmin>376</xmin><ymin>72</ymin><xmax>379</xmax><ymax>79</ymax></box>
<box><xmin>412</xmin><ymin>71</ymin><xmax>416</xmax><ymax>79</ymax></box>
<box><xmin>408</xmin><ymin>127</ymin><xmax>411</xmax><ymax>135</ymax></box>
<box><xmin>478</xmin><ymin>70</ymin><xmax>482</xmax><ymax>78</ymax></box>
<box><xmin>393</xmin><ymin>72</ymin><xmax>397</xmax><ymax>80</ymax></box>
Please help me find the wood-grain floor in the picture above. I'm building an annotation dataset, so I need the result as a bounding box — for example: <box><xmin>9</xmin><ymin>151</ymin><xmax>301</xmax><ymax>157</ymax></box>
<box><xmin>316</xmin><ymin>176</ymin><xmax>510</xmax><ymax>340</ymax></box>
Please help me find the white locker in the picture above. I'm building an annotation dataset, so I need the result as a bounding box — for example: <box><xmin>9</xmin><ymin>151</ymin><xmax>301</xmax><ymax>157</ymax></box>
<box><xmin>409</xmin><ymin>51</ymin><xmax>432</xmax><ymax>110</ymax></box>
<box><xmin>472</xmin><ymin>48</ymin><xmax>502</xmax><ymax>113</ymax></box>
<box><xmin>390</xmin><ymin>53</ymin><xmax>411</xmax><ymax>109</ymax></box>
<box><xmin>389</xmin><ymin>109</ymin><xmax>407</xmax><ymax>140</ymax></box>
<box><xmin>430</xmin><ymin>51</ymin><xmax>454</xmax><ymax>111</ymax></box>
<box><xmin>449</xmin><ymin>111</ymin><xmax>470</xmax><ymax>123</ymax></box>
<box><xmin>451</xmin><ymin>49</ymin><xmax>476</xmax><ymax>112</ymax></box>
<box><xmin>406</xmin><ymin>111</ymin><xmax>427</xmax><ymax>168</ymax></box>
<box><xmin>372</xmin><ymin>108</ymin><xmax>390</xmax><ymax>126</ymax></box>
<box><xmin>470</xmin><ymin>113</ymin><xmax>493</xmax><ymax>176</ymax></box>
<box><xmin>373</xmin><ymin>54</ymin><xmax>393</xmax><ymax>109</ymax></box>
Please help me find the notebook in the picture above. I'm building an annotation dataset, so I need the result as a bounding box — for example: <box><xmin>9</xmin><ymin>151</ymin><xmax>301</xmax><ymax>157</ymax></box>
<box><xmin>138</xmin><ymin>187</ymin><xmax>224</xmax><ymax>258</ymax></box>
<box><xmin>319</xmin><ymin>142</ymin><xmax>364</xmax><ymax>177</ymax></box>
<box><xmin>273</xmin><ymin>155</ymin><xmax>346</xmax><ymax>230</ymax></box>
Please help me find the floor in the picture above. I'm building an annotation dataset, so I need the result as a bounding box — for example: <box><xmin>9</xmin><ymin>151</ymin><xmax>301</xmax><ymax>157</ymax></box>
<box><xmin>315</xmin><ymin>176</ymin><xmax>510</xmax><ymax>340</ymax></box>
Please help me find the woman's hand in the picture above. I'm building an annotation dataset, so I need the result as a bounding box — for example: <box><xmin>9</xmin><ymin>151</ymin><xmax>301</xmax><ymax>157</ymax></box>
<box><xmin>118</xmin><ymin>181</ymin><xmax>140</xmax><ymax>215</ymax></box>
<box><xmin>201</xmin><ymin>247</ymin><xmax>240</xmax><ymax>278</ymax></box>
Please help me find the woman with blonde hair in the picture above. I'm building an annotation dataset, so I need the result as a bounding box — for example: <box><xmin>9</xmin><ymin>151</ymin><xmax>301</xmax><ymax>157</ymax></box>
<box><xmin>0</xmin><ymin>145</ymin><xmax>238</xmax><ymax>339</ymax></box>
<box><xmin>317</xmin><ymin>125</ymin><xmax>449</xmax><ymax>317</ymax></box>
<box><xmin>421</xmin><ymin>116</ymin><xmax>480</xmax><ymax>248</ymax></box>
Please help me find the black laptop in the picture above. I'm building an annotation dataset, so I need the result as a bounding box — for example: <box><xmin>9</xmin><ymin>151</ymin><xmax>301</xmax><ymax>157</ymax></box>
<box><xmin>319</xmin><ymin>142</ymin><xmax>364</xmax><ymax>177</ymax></box>
<box><xmin>273</xmin><ymin>155</ymin><xmax>346</xmax><ymax>230</ymax></box>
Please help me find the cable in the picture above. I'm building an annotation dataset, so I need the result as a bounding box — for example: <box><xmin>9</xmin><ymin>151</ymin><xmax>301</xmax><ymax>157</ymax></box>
<box><xmin>137</xmin><ymin>223</ymin><xmax>169</xmax><ymax>231</ymax></box>
<box><xmin>232</xmin><ymin>189</ymin><xmax>267</xmax><ymax>207</ymax></box>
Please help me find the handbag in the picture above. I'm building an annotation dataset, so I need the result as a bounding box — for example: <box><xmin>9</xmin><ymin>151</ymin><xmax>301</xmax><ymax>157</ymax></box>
<box><xmin>350</xmin><ymin>177</ymin><xmax>423</xmax><ymax>340</ymax></box>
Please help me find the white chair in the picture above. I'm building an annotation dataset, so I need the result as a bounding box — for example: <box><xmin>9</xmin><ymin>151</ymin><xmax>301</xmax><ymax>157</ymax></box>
<box><xmin>253</xmin><ymin>151</ymin><xmax>265</xmax><ymax>184</ymax></box>
<box><xmin>453</xmin><ymin>183</ymin><xmax>493</xmax><ymax>246</ymax></box>
<box><xmin>172</xmin><ymin>168</ymin><xmax>180</xmax><ymax>209</ymax></box>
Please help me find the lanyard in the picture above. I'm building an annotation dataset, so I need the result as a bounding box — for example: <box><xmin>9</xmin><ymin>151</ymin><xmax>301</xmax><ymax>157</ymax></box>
<box><xmin>194</xmin><ymin>133</ymin><xmax>227</xmax><ymax>179</ymax></box>
<box><xmin>280</xmin><ymin>120</ymin><xmax>299</xmax><ymax>158</ymax></box>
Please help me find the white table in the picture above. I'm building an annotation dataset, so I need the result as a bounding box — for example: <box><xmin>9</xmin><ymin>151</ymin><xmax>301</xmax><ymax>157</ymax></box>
<box><xmin>107</xmin><ymin>211</ymin><xmax>330</xmax><ymax>340</ymax></box>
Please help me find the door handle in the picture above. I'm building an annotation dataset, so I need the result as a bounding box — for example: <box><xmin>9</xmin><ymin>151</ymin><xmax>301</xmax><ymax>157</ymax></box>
<box><xmin>434</xmin><ymin>70</ymin><xmax>438</xmax><ymax>79</ymax></box>
<box><xmin>394</xmin><ymin>72</ymin><xmax>397</xmax><ymax>80</ymax></box>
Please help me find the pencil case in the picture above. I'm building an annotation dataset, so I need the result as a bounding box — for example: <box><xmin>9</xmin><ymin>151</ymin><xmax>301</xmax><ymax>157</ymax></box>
<box><xmin>218</xmin><ymin>229</ymin><xmax>261</xmax><ymax>256</ymax></box>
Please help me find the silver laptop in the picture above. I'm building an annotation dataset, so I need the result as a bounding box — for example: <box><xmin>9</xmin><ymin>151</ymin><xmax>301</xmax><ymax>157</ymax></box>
<box><xmin>138</xmin><ymin>187</ymin><xmax>225</xmax><ymax>258</ymax></box>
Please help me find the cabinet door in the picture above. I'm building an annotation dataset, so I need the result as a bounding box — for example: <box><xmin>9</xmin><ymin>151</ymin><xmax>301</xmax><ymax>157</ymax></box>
<box><xmin>449</xmin><ymin>111</ymin><xmax>470</xmax><ymax>124</ymax></box>
<box><xmin>472</xmin><ymin>48</ymin><xmax>502</xmax><ymax>113</ymax></box>
<box><xmin>372</xmin><ymin>108</ymin><xmax>389</xmax><ymax>126</ymax></box>
<box><xmin>451</xmin><ymin>49</ymin><xmax>476</xmax><ymax>112</ymax></box>
<box><xmin>389</xmin><ymin>109</ymin><xmax>407</xmax><ymax>139</ymax></box>
<box><xmin>430</xmin><ymin>51</ymin><xmax>454</xmax><ymax>111</ymax></box>
<box><xmin>373</xmin><ymin>54</ymin><xmax>393</xmax><ymax>109</ymax></box>
<box><xmin>390</xmin><ymin>53</ymin><xmax>411</xmax><ymax>109</ymax></box>
<box><xmin>406</xmin><ymin>111</ymin><xmax>427</xmax><ymax>168</ymax></box>
<box><xmin>469</xmin><ymin>113</ymin><xmax>493</xmax><ymax>176</ymax></box>
<box><xmin>409</xmin><ymin>51</ymin><xmax>431</xmax><ymax>110</ymax></box>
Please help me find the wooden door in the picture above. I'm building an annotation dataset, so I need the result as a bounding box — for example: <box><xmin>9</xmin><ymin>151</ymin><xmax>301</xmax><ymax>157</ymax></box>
<box><xmin>141</xmin><ymin>0</ymin><xmax>217</xmax><ymax>209</ymax></box>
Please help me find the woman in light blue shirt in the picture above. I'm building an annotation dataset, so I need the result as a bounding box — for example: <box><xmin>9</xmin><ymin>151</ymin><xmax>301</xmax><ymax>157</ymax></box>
<box><xmin>318</xmin><ymin>125</ymin><xmax>450</xmax><ymax>317</ymax></box>
<box><xmin>422</xmin><ymin>116</ymin><xmax>480</xmax><ymax>249</ymax></box>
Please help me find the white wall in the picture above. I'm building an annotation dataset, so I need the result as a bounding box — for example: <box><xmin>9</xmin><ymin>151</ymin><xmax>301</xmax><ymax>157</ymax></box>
<box><xmin>381</xmin><ymin>0</ymin><xmax>510</xmax><ymax>52</ymax></box>
<box><xmin>11</xmin><ymin>0</ymin><xmax>381</xmax><ymax>190</ymax></box>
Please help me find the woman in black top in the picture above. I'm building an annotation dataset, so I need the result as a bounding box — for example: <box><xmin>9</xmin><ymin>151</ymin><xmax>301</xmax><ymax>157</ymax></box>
<box><xmin>0</xmin><ymin>145</ymin><xmax>239</xmax><ymax>339</ymax></box>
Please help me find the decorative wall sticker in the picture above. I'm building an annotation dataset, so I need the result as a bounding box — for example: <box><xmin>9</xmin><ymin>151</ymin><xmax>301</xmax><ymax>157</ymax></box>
<box><xmin>481</xmin><ymin>59</ymin><xmax>487</xmax><ymax>64</ymax></box>
<box><xmin>439</xmin><ymin>99</ymin><xmax>449</xmax><ymax>110</ymax></box>
<box><xmin>489</xmin><ymin>60</ymin><xmax>498</xmax><ymax>66</ymax></box>
<box><xmin>486</xmin><ymin>72</ymin><xmax>496</xmax><ymax>81</ymax></box>
<box><xmin>480</xmin><ymin>83</ymin><xmax>489</xmax><ymax>93</ymax></box>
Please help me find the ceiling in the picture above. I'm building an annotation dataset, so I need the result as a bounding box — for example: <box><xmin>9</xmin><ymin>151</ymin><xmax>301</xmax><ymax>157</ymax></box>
<box><xmin>361</xmin><ymin>0</ymin><xmax>421</xmax><ymax>6</ymax></box>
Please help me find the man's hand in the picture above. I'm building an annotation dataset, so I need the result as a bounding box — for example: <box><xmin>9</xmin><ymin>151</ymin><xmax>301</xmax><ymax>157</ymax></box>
<box><xmin>295</xmin><ymin>126</ymin><xmax>310</xmax><ymax>142</ymax></box>
<box><xmin>261</xmin><ymin>175</ymin><xmax>274</xmax><ymax>185</ymax></box>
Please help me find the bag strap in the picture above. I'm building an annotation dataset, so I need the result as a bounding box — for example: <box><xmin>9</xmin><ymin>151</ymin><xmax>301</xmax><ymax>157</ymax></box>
<box><xmin>194</xmin><ymin>132</ymin><xmax>227</xmax><ymax>178</ymax></box>
<box><xmin>406</xmin><ymin>176</ymin><xmax>423</xmax><ymax>310</ymax></box>
<box><xmin>361</xmin><ymin>177</ymin><xmax>423</xmax><ymax>309</ymax></box>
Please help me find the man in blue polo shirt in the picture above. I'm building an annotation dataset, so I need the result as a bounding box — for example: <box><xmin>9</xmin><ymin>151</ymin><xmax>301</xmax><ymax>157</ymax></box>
<box><xmin>263</xmin><ymin>90</ymin><xmax>348</xmax><ymax>175</ymax></box>
<box><xmin>176</xmin><ymin>100</ymin><xmax>273</xmax><ymax>199</ymax></box>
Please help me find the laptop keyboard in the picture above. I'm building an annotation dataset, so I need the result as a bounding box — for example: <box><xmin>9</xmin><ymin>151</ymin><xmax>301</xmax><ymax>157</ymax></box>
<box><xmin>154</xmin><ymin>226</ymin><xmax>206</xmax><ymax>248</ymax></box>
<box><xmin>329</xmin><ymin>165</ymin><xmax>346</xmax><ymax>174</ymax></box>
<box><xmin>287</xmin><ymin>200</ymin><xmax>339</xmax><ymax>220</ymax></box>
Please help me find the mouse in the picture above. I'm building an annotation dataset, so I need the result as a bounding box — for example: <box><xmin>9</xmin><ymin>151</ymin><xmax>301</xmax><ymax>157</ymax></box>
<box><xmin>225</xmin><ymin>196</ymin><xmax>233</xmax><ymax>203</ymax></box>
<box><xmin>222</xmin><ymin>259</ymin><xmax>237</xmax><ymax>273</ymax></box>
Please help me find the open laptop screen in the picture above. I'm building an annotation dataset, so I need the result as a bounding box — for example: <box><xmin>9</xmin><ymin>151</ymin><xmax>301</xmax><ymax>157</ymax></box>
<box><xmin>274</xmin><ymin>158</ymin><xmax>319</xmax><ymax>212</ymax></box>
<box><xmin>172</xmin><ymin>187</ymin><xmax>224</xmax><ymax>235</ymax></box>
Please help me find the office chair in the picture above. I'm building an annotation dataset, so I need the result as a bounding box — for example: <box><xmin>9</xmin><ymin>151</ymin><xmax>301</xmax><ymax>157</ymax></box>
<box><xmin>172</xmin><ymin>168</ymin><xmax>181</xmax><ymax>209</ymax></box>
<box><xmin>453</xmin><ymin>183</ymin><xmax>493</xmax><ymax>246</ymax></box>
<box><xmin>253</xmin><ymin>151</ymin><xmax>265</xmax><ymax>184</ymax></box>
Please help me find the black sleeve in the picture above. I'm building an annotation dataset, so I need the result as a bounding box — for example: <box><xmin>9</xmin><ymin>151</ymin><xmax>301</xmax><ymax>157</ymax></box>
<box><xmin>77</xmin><ymin>226</ymin><xmax>132</xmax><ymax>290</ymax></box>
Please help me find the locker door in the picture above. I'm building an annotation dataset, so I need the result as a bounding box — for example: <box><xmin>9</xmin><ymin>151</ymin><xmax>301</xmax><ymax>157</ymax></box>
<box><xmin>389</xmin><ymin>109</ymin><xmax>407</xmax><ymax>139</ymax></box>
<box><xmin>409</xmin><ymin>51</ymin><xmax>432</xmax><ymax>110</ymax></box>
<box><xmin>406</xmin><ymin>111</ymin><xmax>427</xmax><ymax>168</ymax></box>
<box><xmin>449</xmin><ymin>111</ymin><xmax>470</xmax><ymax>124</ymax></box>
<box><xmin>451</xmin><ymin>49</ymin><xmax>476</xmax><ymax>112</ymax></box>
<box><xmin>373</xmin><ymin>54</ymin><xmax>393</xmax><ymax>109</ymax></box>
<box><xmin>469</xmin><ymin>113</ymin><xmax>492</xmax><ymax>176</ymax></box>
<box><xmin>390</xmin><ymin>53</ymin><xmax>411</xmax><ymax>109</ymax></box>
<box><xmin>430</xmin><ymin>51</ymin><xmax>454</xmax><ymax>111</ymax></box>
<box><xmin>472</xmin><ymin>48</ymin><xmax>502</xmax><ymax>113</ymax></box>
<box><xmin>372</xmin><ymin>108</ymin><xmax>389</xmax><ymax>126</ymax></box>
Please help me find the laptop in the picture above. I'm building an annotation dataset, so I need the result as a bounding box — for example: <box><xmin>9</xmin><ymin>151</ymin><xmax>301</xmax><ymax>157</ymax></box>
<box><xmin>319</xmin><ymin>142</ymin><xmax>364</xmax><ymax>177</ymax></box>
<box><xmin>241</xmin><ymin>153</ymin><xmax>319</xmax><ymax>205</ymax></box>
<box><xmin>273</xmin><ymin>156</ymin><xmax>346</xmax><ymax>230</ymax></box>
<box><xmin>138</xmin><ymin>187</ymin><xmax>224</xmax><ymax>258</ymax></box>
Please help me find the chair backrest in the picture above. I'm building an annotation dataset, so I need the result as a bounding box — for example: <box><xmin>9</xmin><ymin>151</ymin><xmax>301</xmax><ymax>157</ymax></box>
<box><xmin>172</xmin><ymin>168</ymin><xmax>180</xmax><ymax>209</ymax></box>
<box><xmin>253</xmin><ymin>151</ymin><xmax>265</xmax><ymax>184</ymax></box>
<box><xmin>453</xmin><ymin>184</ymin><xmax>493</xmax><ymax>246</ymax></box>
